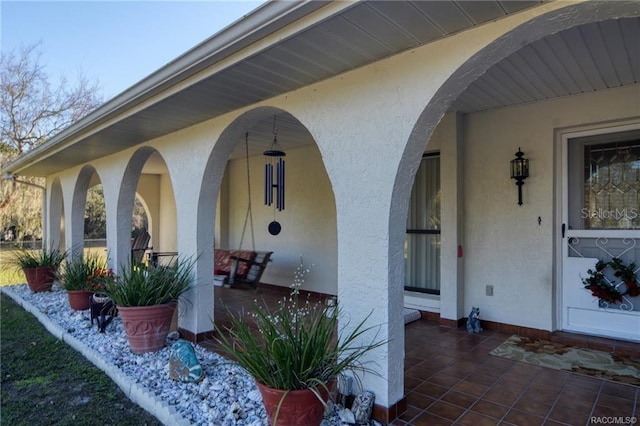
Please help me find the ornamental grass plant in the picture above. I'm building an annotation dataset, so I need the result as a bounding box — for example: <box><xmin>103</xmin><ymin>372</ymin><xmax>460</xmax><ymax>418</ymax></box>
<box><xmin>104</xmin><ymin>258</ymin><xmax>195</xmax><ymax>307</ymax></box>
<box><xmin>216</xmin><ymin>258</ymin><xmax>385</xmax><ymax>394</ymax></box>
<box><xmin>58</xmin><ymin>253</ymin><xmax>109</xmax><ymax>291</ymax></box>
<box><xmin>10</xmin><ymin>246</ymin><xmax>65</xmax><ymax>271</ymax></box>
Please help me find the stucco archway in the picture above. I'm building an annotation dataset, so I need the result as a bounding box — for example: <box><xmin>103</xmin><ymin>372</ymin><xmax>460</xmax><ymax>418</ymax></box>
<box><xmin>394</xmin><ymin>1</ymin><xmax>640</xmax><ymax>311</ymax></box>
<box><xmin>68</xmin><ymin>165</ymin><xmax>102</xmax><ymax>259</ymax></box>
<box><xmin>115</xmin><ymin>147</ymin><xmax>177</xmax><ymax>270</ymax></box>
<box><xmin>381</xmin><ymin>0</ymin><xmax>640</xmax><ymax>409</ymax></box>
<box><xmin>197</xmin><ymin>105</ymin><xmax>337</xmax><ymax>321</ymax></box>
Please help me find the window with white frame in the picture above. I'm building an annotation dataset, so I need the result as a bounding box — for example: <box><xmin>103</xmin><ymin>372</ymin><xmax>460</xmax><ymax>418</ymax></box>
<box><xmin>405</xmin><ymin>153</ymin><xmax>440</xmax><ymax>294</ymax></box>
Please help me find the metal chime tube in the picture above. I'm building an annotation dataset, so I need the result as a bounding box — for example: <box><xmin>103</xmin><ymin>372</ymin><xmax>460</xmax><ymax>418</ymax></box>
<box><xmin>264</xmin><ymin>114</ymin><xmax>286</xmax><ymax>212</ymax></box>
<box><xmin>264</xmin><ymin>158</ymin><xmax>285</xmax><ymax>211</ymax></box>
<box><xmin>265</xmin><ymin>163</ymin><xmax>273</xmax><ymax>205</ymax></box>
<box><xmin>277</xmin><ymin>158</ymin><xmax>285</xmax><ymax>211</ymax></box>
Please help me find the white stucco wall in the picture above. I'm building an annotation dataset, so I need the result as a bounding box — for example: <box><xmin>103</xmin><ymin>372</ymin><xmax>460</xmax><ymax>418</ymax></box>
<box><xmin>464</xmin><ymin>84</ymin><xmax>640</xmax><ymax>331</ymax></box>
<box><xmin>221</xmin><ymin>144</ymin><xmax>338</xmax><ymax>294</ymax></box>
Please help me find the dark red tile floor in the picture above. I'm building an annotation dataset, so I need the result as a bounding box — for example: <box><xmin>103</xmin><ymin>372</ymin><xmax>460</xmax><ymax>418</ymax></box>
<box><xmin>209</xmin><ymin>286</ymin><xmax>639</xmax><ymax>426</ymax></box>
<box><xmin>396</xmin><ymin>319</ymin><xmax>638</xmax><ymax>425</ymax></box>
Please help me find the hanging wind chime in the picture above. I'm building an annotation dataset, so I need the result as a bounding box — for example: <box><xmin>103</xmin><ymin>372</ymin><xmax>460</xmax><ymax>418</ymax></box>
<box><xmin>264</xmin><ymin>115</ymin><xmax>285</xmax><ymax>235</ymax></box>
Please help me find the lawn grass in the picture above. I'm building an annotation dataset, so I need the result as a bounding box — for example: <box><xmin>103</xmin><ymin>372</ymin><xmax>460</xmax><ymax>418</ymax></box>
<box><xmin>0</xmin><ymin>248</ymin><xmax>26</xmax><ymax>286</ymax></box>
<box><xmin>0</xmin><ymin>247</ymin><xmax>108</xmax><ymax>286</ymax></box>
<box><xmin>0</xmin><ymin>293</ymin><xmax>162</xmax><ymax>426</ymax></box>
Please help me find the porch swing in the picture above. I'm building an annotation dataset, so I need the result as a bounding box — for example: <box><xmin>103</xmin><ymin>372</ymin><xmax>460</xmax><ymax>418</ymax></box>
<box><xmin>214</xmin><ymin>132</ymin><xmax>273</xmax><ymax>289</ymax></box>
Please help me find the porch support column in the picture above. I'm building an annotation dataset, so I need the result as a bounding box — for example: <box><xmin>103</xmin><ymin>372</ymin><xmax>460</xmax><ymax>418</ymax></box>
<box><xmin>334</xmin><ymin>194</ymin><xmax>404</xmax><ymax>416</ymax></box>
<box><xmin>167</xmin><ymin>143</ymin><xmax>216</xmax><ymax>341</ymax></box>
<box><xmin>57</xmin><ymin>175</ymin><xmax>77</xmax><ymax>260</ymax></box>
<box><xmin>102</xmin><ymin>166</ymin><xmax>129</xmax><ymax>271</ymax></box>
<box><xmin>40</xmin><ymin>180</ymin><xmax>48</xmax><ymax>249</ymax></box>
<box><xmin>45</xmin><ymin>179</ymin><xmax>63</xmax><ymax>250</ymax></box>
<box><xmin>67</xmin><ymin>172</ymin><xmax>90</xmax><ymax>260</ymax></box>
<box><xmin>175</xmin><ymin>193</ymin><xmax>215</xmax><ymax>341</ymax></box>
<box><xmin>295</xmin><ymin>65</ymin><xmax>425</xmax><ymax>418</ymax></box>
<box><xmin>323</xmin><ymin>127</ymin><xmax>407</xmax><ymax>418</ymax></box>
<box><xmin>440</xmin><ymin>112</ymin><xmax>465</xmax><ymax>324</ymax></box>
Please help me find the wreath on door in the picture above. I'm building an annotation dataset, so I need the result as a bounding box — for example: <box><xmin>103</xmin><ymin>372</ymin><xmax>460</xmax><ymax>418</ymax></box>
<box><xmin>582</xmin><ymin>258</ymin><xmax>639</xmax><ymax>304</ymax></box>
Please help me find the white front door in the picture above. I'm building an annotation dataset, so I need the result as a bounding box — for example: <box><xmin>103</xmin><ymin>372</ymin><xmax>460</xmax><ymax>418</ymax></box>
<box><xmin>561</xmin><ymin>123</ymin><xmax>640</xmax><ymax>342</ymax></box>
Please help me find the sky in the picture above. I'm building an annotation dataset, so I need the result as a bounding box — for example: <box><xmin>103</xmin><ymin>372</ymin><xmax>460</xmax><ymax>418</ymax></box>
<box><xmin>1</xmin><ymin>1</ymin><xmax>264</xmax><ymax>100</ymax></box>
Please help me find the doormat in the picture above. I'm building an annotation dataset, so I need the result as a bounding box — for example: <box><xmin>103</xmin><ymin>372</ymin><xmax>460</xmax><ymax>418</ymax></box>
<box><xmin>403</xmin><ymin>308</ymin><xmax>421</xmax><ymax>325</ymax></box>
<box><xmin>490</xmin><ymin>335</ymin><xmax>640</xmax><ymax>386</ymax></box>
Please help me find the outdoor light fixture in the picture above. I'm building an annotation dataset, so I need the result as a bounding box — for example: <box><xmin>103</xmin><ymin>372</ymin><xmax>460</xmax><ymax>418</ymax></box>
<box><xmin>264</xmin><ymin>115</ymin><xmax>285</xmax><ymax>235</ymax></box>
<box><xmin>510</xmin><ymin>147</ymin><xmax>529</xmax><ymax>206</ymax></box>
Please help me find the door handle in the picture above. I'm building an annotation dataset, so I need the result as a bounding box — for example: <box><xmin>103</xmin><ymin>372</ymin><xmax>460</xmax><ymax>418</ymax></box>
<box><xmin>562</xmin><ymin>223</ymin><xmax>566</xmax><ymax>238</ymax></box>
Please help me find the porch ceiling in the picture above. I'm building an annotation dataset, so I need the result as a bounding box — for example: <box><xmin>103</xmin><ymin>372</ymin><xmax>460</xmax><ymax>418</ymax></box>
<box><xmin>5</xmin><ymin>1</ymin><xmax>639</xmax><ymax>176</ymax></box>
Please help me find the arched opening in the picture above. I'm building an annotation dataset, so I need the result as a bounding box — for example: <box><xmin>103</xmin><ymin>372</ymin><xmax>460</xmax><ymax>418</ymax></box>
<box><xmin>70</xmin><ymin>165</ymin><xmax>103</xmax><ymax>259</ymax></box>
<box><xmin>199</xmin><ymin>107</ymin><xmax>337</xmax><ymax>323</ymax></box>
<box><xmin>84</xmin><ymin>184</ymin><xmax>106</xmax><ymax>240</ymax></box>
<box><xmin>117</xmin><ymin>148</ymin><xmax>177</xmax><ymax>268</ymax></box>
<box><xmin>132</xmin><ymin>193</ymin><xmax>151</xmax><ymax>242</ymax></box>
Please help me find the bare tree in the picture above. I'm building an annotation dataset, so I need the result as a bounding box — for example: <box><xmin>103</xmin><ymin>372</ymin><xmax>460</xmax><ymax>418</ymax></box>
<box><xmin>1</xmin><ymin>43</ymin><xmax>103</xmax><ymax>240</ymax></box>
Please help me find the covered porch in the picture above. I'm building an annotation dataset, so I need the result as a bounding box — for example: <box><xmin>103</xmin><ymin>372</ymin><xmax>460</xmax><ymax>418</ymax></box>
<box><xmin>2</xmin><ymin>0</ymin><xmax>639</xmax><ymax>419</ymax></box>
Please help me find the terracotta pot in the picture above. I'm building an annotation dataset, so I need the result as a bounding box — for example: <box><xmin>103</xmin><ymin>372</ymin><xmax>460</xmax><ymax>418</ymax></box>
<box><xmin>23</xmin><ymin>267</ymin><xmax>56</xmax><ymax>293</ymax></box>
<box><xmin>118</xmin><ymin>302</ymin><xmax>177</xmax><ymax>353</ymax></box>
<box><xmin>67</xmin><ymin>290</ymin><xmax>92</xmax><ymax>310</ymax></box>
<box><xmin>256</xmin><ymin>381</ymin><xmax>332</xmax><ymax>426</ymax></box>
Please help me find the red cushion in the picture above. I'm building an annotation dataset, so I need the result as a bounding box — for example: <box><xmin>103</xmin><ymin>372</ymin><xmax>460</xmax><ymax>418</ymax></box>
<box><xmin>214</xmin><ymin>249</ymin><xmax>231</xmax><ymax>271</ymax></box>
<box><xmin>214</xmin><ymin>249</ymin><xmax>256</xmax><ymax>278</ymax></box>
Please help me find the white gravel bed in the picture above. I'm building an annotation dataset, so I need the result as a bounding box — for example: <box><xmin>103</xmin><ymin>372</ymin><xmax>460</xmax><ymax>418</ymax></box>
<box><xmin>2</xmin><ymin>283</ymin><xmax>354</xmax><ymax>426</ymax></box>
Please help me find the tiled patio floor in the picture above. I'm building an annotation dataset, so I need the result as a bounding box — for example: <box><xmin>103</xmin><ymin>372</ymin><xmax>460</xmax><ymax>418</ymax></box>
<box><xmin>397</xmin><ymin>319</ymin><xmax>638</xmax><ymax>426</ymax></box>
<box><xmin>208</xmin><ymin>286</ymin><xmax>639</xmax><ymax>426</ymax></box>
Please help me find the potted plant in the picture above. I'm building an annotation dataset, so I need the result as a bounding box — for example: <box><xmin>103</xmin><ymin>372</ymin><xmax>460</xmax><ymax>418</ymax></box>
<box><xmin>103</xmin><ymin>258</ymin><xmax>195</xmax><ymax>353</ymax></box>
<box><xmin>11</xmin><ymin>246</ymin><xmax>65</xmax><ymax>292</ymax></box>
<box><xmin>216</xmin><ymin>258</ymin><xmax>384</xmax><ymax>426</ymax></box>
<box><xmin>58</xmin><ymin>253</ymin><xmax>110</xmax><ymax>310</ymax></box>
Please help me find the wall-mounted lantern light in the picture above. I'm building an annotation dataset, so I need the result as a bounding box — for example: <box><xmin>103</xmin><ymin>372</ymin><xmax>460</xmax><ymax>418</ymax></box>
<box><xmin>510</xmin><ymin>147</ymin><xmax>529</xmax><ymax>206</ymax></box>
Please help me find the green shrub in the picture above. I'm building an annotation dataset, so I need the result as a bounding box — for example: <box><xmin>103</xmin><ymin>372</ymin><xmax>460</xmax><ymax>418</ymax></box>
<box><xmin>104</xmin><ymin>258</ymin><xmax>195</xmax><ymax>306</ymax></box>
